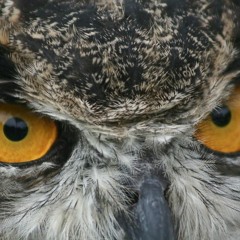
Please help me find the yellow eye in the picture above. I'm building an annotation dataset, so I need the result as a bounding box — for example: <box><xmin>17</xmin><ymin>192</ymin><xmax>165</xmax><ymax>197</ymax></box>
<box><xmin>195</xmin><ymin>86</ymin><xmax>240</xmax><ymax>154</ymax></box>
<box><xmin>0</xmin><ymin>103</ymin><xmax>57</xmax><ymax>163</ymax></box>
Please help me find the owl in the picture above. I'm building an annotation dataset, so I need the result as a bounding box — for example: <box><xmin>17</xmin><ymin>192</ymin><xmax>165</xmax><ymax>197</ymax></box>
<box><xmin>0</xmin><ymin>0</ymin><xmax>240</xmax><ymax>239</ymax></box>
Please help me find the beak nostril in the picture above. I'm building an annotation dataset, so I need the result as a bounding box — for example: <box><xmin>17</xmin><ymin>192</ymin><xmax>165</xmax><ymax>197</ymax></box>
<box><xmin>125</xmin><ymin>189</ymin><xmax>140</xmax><ymax>207</ymax></box>
<box><xmin>164</xmin><ymin>185</ymin><xmax>170</xmax><ymax>198</ymax></box>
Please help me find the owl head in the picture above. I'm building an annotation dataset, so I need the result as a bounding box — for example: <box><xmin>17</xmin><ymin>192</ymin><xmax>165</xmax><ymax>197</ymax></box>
<box><xmin>0</xmin><ymin>0</ymin><xmax>240</xmax><ymax>239</ymax></box>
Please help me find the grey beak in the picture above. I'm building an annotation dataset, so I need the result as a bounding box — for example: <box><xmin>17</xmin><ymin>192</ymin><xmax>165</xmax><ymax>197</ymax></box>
<box><xmin>123</xmin><ymin>175</ymin><xmax>176</xmax><ymax>240</ymax></box>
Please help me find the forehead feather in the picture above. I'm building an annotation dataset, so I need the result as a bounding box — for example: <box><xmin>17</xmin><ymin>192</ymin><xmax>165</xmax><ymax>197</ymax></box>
<box><xmin>1</xmin><ymin>0</ymin><xmax>239</xmax><ymax>125</ymax></box>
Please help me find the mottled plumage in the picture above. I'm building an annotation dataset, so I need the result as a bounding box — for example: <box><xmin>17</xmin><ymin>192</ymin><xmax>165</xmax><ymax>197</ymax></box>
<box><xmin>0</xmin><ymin>0</ymin><xmax>240</xmax><ymax>239</ymax></box>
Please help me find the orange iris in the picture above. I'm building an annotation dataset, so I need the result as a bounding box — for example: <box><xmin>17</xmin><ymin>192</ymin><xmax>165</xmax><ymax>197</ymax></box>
<box><xmin>195</xmin><ymin>86</ymin><xmax>240</xmax><ymax>153</ymax></box>
<box><xmin>0</xmin><ymin>103</ymin><xmax>57</xmax><ymax>163</ymax></box>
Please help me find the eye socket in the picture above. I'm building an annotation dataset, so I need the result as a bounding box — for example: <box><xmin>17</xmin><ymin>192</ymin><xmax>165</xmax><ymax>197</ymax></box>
<box><xmin>0</xmin><ymin>103</ymin><xmax>57</xmax><ymax>163</ymax></box>
<box><xmin>195</xmin><ymin>86</ymin><xmax>240</xmax><ymax>154</ymax></box>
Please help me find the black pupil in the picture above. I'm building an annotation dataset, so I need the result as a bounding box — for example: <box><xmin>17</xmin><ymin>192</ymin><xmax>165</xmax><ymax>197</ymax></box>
<box><xmin>3</xmin><ymin>117</ymin><xmax>28</xmax><ymax>141</ymax></box>
<box><xmin>211</xmin><ymin>106</ymin><xmax>231</xmax><ymax>127</ymax></box>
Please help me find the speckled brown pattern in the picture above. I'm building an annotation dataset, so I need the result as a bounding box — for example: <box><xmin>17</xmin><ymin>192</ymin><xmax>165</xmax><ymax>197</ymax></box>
<box><xmin>1</xmin><ymin>1</ymin><xmax>240</xmax><ymax>240</ymax></box>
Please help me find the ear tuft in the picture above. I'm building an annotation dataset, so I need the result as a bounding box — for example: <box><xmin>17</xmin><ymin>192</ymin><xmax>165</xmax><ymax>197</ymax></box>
<box><xmin>0</xmin><ymin>0</ymin><xmax>49</xmax><ymax>45</ymax></box>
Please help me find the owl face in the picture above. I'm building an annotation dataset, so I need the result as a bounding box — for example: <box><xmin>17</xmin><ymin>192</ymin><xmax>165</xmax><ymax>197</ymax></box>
<box><xmin>1</xmin><ymin>0</ymin><xmax>240</xmax><ymax>240</ymax></box>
